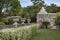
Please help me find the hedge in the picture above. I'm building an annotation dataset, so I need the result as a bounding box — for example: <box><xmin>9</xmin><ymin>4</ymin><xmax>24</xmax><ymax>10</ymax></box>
<box><xmin>0</xmin><ymin>22</ymin><xmax>5</xmax><ymax>26</ymax></box>
<box><xmin>0</xmin><ymin>24</ymin><xmax>37</xmax><ymax>40</ymax></box>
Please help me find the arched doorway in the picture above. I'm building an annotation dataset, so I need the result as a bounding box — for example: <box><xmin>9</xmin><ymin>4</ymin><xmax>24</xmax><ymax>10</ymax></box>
<box><xmin>41</xmin><ymin>21</ymin><xmax>50</xmax><ymax>29</ymax></box>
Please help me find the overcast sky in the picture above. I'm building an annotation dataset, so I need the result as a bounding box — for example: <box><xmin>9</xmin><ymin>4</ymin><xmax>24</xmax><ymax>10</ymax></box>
<box><xmin>20</xmin><ymin>0</ymin><xmax>60</xmax><ymax>7</ymax></box>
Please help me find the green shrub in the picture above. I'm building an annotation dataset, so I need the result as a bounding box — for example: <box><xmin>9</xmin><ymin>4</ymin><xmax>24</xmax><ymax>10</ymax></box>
<box><xmin>55</xmin><ymin>16</ymin><xmax>60</xmax><ymax>25</ymax></box>
<box><xmin>42</xmin><ymin>21</ymin><xmax>50</xmax><ymax>28</ymax></box>
<box><xmin>1</xmin><ymin>18</ymin><xmax>8</xmax><ymax>22</ymax></box>
<box><xmin>0</xmin><ymin>22</ymin><xmax>5</xmax><ymax>26</ymax></box>
<box><xmin>5</xmin><ymin>18</ymin><xmax>14</xmax><ymax>25</ymax></box>
<box><xmin>0</xmin><ymin>18</ymin><xmax>8</xmax><ymax>22</ymax></box>
<box><xmin>8</xmin><ymin>18</ymin><xmax>14</xmax><ymax>25</ymax></box>
<box><xmin>55</xmin><ymin>16</ymin><xmax>60</xmax><ymax>29</ymax></box>
<box><xmin>17</xmin><ymin>19</ymin><xmax>21</xmax><ymax>24</ymax></box>
<box><xmin>0</xmin><ymin>24</ymin><xmax>37</xmax><ymax>40</ymax></box>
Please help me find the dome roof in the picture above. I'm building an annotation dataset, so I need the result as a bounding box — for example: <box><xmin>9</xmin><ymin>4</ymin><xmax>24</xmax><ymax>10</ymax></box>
<box><xmin>38</xmin><ymin>7</ymin><xmax>48</xmax><ymax>14</ymax></box>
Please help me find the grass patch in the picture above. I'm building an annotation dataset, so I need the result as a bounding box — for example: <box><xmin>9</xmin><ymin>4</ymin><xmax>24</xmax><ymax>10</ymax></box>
<box><xmin>31</xmin><ymin>29</ymin><xmax>60</xmax><ymax>40</ymax></box>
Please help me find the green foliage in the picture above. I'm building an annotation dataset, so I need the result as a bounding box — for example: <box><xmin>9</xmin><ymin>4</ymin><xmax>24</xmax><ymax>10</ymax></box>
<box><xmin>25</xmin><ymin>0</ymin><xmax>45</xmax><ymax>22</ymax></box>
<box><xmin>0</xmin><ymin>0</ymin><xmax>21</xmax><ymax>16</ymax></box>
<box><xmin>17</xmin><ymin>19</ymin><xmax>21</xmax><ymax>24</ymax></box>
<box><xmin>25</xmin><ymin>6</ymin><xmax>39</xmax><ymax>23</ymax></box>
<box><xmin>46</xmin><ymin>4</ymin><xmax>59</xmax><ymax>13</ymax></box>
<box><xmin>5</xmin><ymin>18</ymin><xmax>14</xmax><ymax>25</ymax></box>
<box><xmin>1</xmin><ymin>18</ymin><xmax>8</xmax><ymax>23</ymax></box>
<box><xmin>55</xmin><ymin>16</ymin><xmax>60</xmax><ymax>25</ymax></box>
<box><xmin>17</xmin><ymin>8</ymin><xmax>23</xmax><ymax>16</ymax></box>
<box><xmin>0</xmin><ymin>0</ymin><xmax>6</xmax><ymax>18</ymax></box>
<box><xmin>0</xmin><ymin>0</ymin><xmax>12</xmax><ymax>14</ymax></box>
<box><xmin>42</xmin><ymin>21</ymin><xmax>50</xmax><ymax>28</ymax></box>
<box><xmin>0</xmin><ymin>24</ymin><xmax>37</xmax><ymax>40</ymax></box>
<box><xmin>0</xmin><ymin>22</ymin><xmax>5</xmax><ymax>26</ymax></box>
<box><xmin>8</xmin><ymin>18</ymin><xmax>14</xmax><ymax>25</ymax></box>
<box><xmin>57</xmin><ymin>12</ymin><xmax>60</xmax><ymax>16</ymax></box>
<box><xmin>0</xmin><ymin>18</ymin><xmax>14</xmax><ymax>25</ymax></box>
<box><xmin>31</xmin><ymin>0</ymin><xmax>44</xmax><ymax>6</ymax></box>
<box><xmin>9</xmin><ymin>0</ymin><xmax>21</xmax><ymax>16</ymax></box>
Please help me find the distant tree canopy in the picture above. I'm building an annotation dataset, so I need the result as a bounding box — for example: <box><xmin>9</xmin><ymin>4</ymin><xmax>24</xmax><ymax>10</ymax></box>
<box><xmin>6</xmin><ymin>0</ymin><xmax>21</xmax><ymax>16</ymax></box>
<box><xmin>24</xmin><ymin>0</ymin><xmax>60</xmax><ymax>22</ymax></box>
<box><xmin>0</xmin><ymin>0</ymin><xmax>21</xmax><ymax>16</ymax></box>
<box><xmin>8</xmin><ymin>0</ymin><xmax>21</xmax><ymax>16</ymax></box>
<box><xmin>31</xmin><ymin>0</ymin><xmax>44</xmax><ymax>6</ymax></box>
<box><xmin>24</xmin><ymin>0</ymin><xmax>45</xmax><ymax>22</ymax></box>
<box><xmin>46</xmin><ymin>4</ymin><xmax>60</xmax><ymax>13</ymax></box>
<box><xmin>0</xmin><ymin>0</ymin><xmax>13</xmax><ymax>18</ymax></box>
<box><xmin>25</xmin><ymin>0</ymin><xmax>45</xmax><ymax>17</ymax></box>
<box><xmin>31</xmin><ymin>0</ymin><xmax>45</xmax><ymax>13</ymax></box>
<box><xmin>0</xmin><ymin>0</ymin><xmax>60</xmax><ymax>23</ymax></box>
<box><xmin>0</xmin><ymin>0</ymin><xmax>10</xmax><ymax>14</ymax></box>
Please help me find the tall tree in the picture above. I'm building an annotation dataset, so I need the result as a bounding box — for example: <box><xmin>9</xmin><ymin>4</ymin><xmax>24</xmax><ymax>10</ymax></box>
<box><xmin>0</xmin><ymin>0</ymin><xmax>12</xmax><ymax>17</ymax></box>
<box><xmin>46</xmin><ymin>4</ymin><xmax>58</xmax><ymax>13</ymax></box>
<box><xmin>31</xmin><ymin>0</ymin><xmax>44</xmax><ymax>6</ymax></box>
<box><xmin>31</xmin><ymin>0</ymin><xmax>45</xmax><ymax>14</ymax></box>
<box><xmin>24</xmin><ymin>0</ymin><xmax>45</xmax><ymax>22</ymax></box>
<box><xmin>0</xmin><ymin>0</ymin><xmax>21</xmax><ymax>16</ymax></box>
<box><xmin>9</xmin><ymin>0</ymin><xmax>21</xmax><ymax>16</ymax></box>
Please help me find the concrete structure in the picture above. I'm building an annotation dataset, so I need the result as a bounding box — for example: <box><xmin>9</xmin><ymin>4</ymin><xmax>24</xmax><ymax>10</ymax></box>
<box><xmin>37</xmin><ymin>7</ymin><xmax>57</xmax><ymax>29</ymax></box>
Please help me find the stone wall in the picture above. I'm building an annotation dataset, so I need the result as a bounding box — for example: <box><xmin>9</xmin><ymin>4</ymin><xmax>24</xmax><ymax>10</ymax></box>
<box><xmin>37</xmin><ymin>7</ymin><xmax>57</xmax><ymax>29</ymax></box>
<box><xmin>0</xmin><ymin>24</ymin><xmax>29</xmax><ymax>30</ymax></box>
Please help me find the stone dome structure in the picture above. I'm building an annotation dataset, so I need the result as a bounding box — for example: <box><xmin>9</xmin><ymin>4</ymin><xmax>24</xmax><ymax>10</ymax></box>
<box><xmin>37</xmin><ymin>7</ymin><xmax>57</xmax><ymax>29</ymax></box>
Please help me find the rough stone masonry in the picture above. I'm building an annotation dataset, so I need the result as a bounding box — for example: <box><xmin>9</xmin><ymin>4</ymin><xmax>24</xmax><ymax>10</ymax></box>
<box><xmin>37</xmin><ymin>7</ymin><xmax>57</xmax><ymax>29</ymax></box>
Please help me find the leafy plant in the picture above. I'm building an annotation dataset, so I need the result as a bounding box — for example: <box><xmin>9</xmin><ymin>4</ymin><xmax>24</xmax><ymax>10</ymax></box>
<box><xmin>55</xmin><ymin>16</ymin><xmax>60</xmax><ymax>25</ymax></box>
<box><xmin>5</xmin><ymin>18</ymin><xmax>14</xmax><ymax>25</ymax></box>
<box><xmin>42</xmin><ymin>21</ymin><xmax>50</xmax><ymax>28</ymax></box>
<box><xmin>17</xmin><ymin>19</ymin><xmax>21</xmax><ymax>24</ymax></box>
<box><xmin>1</xmin><ymin>18</ymin><xmax>8</xmax><ymax>23</ymax></box>
<box><xmin>0</xmin><ymin>24</ymin><xmax>37</xmax><ymax>40</ymax></box>
<box><xmin>0</xmin><ymin>22</ymin><xmax>5</xmax><ymax>26</ymax></box>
